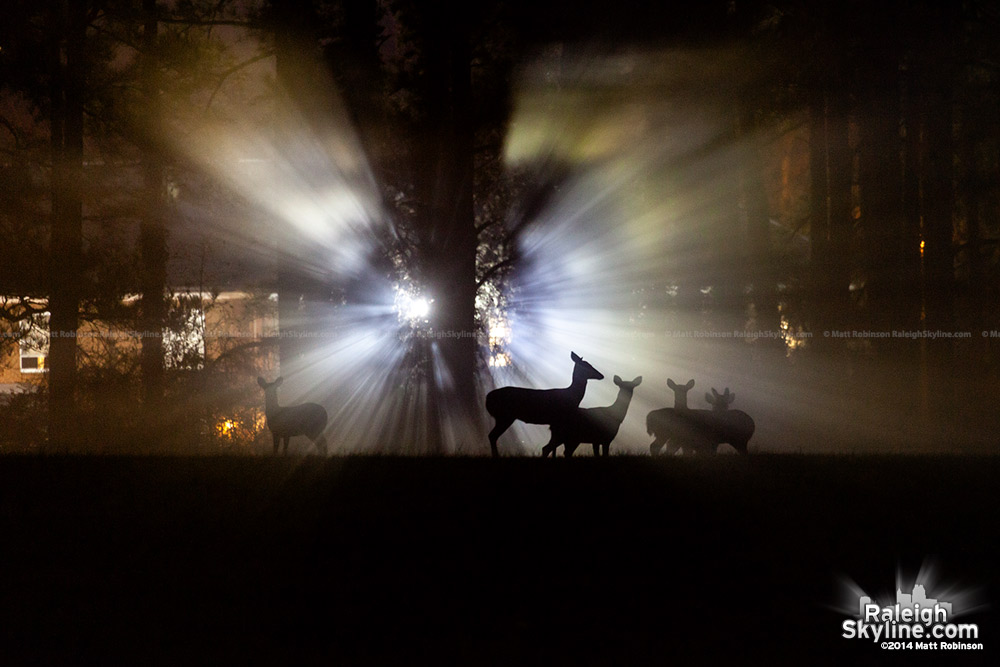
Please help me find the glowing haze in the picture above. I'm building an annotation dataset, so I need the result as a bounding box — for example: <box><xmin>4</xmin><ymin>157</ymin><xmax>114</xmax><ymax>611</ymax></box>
<box><xmin>165</xmin><ymin>38</ymin><xmax>972</xmax><ymax>455</ymax></box>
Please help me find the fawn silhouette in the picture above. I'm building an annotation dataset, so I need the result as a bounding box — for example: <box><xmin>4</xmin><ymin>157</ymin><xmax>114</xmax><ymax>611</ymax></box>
<box><xmin>646</xmin><ymin>379</ymin><xmax>754</xmax><ymax>455</ymax></box>
<box><xmin>257</xmin><ymin>376</ymin><xmax>329</xmax><ymax>455</ymax></box>
<box><xmin>485</xmin><ymin>351</ymin><xmax>604</xmax><ymax>457</ymax></box>
<box><xmin>543</xmin><ymin>375</ymin><xmax>642</xmax><ymax>457</ymax></box>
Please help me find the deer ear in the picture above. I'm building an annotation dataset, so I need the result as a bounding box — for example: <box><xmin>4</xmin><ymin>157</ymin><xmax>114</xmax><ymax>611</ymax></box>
<box><xmin>685</xmin><ymin>379</ymin><xmax>695</xmax><ymax>389</ymax></box>
<box><xmin>614</xmin><ymin>375</ymin><xmax>622</xmax><ymax>385</ymax></box>
<box><xmin>257</xmin><ymin>376</ymin><xmax>266</xmax><ymax>388</ymax></box>
<box><xmin>705</xmin><ymin>391</ymin><xmax>714</xmax><ymax>404</ymax></box>
<box><xmin>633</xmin><ymin>376</ymin><xmax>642</xmax><ymax>385</ymax></box>
<box><xmin>571</xmin><ymin>351</ymin><xmax>581</xmax><ymax>363</ymax></box>
<box><xmin>275</xmin><ymin>376</ymin><xmax>284</xmax><ymax>386</ymax></box>
<box><xmin>667</xmin><ymin>378</ymin><xmax>677</xmax><ymax>389</ymax></box>
<box><xmin>728</xmin><ymin>392</ymin><xmax>736</xmax><ymax>403</ymax></box>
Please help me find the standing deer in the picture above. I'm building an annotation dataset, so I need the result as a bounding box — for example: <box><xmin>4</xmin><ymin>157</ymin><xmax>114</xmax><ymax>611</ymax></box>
<box><xmin>646</xmin><ymin>380</ymin><xmax>754</xmax><ymax>455</ymax></box>
<box><xmin>543</xmin><ymin>375</ymin><xmax>642</xmax><ymax>457</ymax></box>
<box><xmin>485</xmin><ymin>351</ymin><xmax>604</xmax><ymax>457</ymax></box>
<box><xmin>257</xmin><ymin>376</ymin><xmax>329</xmax><ymax>455</ymax></box>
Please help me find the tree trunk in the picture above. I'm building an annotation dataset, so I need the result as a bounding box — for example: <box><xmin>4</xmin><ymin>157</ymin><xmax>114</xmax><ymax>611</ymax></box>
<box><xmin>48</xmin><ymin>0</ymin><xmax>86</xmax><ymax>451</ymax></box>
<box><xmin>139</xmin><ymin>0</ymin><xmax>168</xmax><ymax>445</ymax></box>
<box><xmin>857</xmin><ymin>66</ymin><xmax>905</xmax><ymax>328</ymax></box>
<box><xmin>809</xmin><ymin>91</ymin><xmax>853</xmax><ymax>321</ymax></box>
<box><xmin>332</xmin><ymin>0</ymin><xmax>382</xmax><ymax>150</ymax></box>
<box><xmin>441</xmin><ymin>31</ymin><xmax>480</xmax><ymax>450</ymax></box>
<box><xmin>916</xmin><ymin>3</ymin><xmax>959</xmax><ymax>444</ymax></box>
<box><xmin>809</xmin><ymin>98</ymin><xmax>829</xmax><ymax>289</ymax></box>
<box><xmin>737</xmin><ymin>105</ymin><xmax>776</xmax><ymax>327</ymax></box>
<box><xmin>421</xmin><ymin>21</ymin><xmax>479</xmax><ymax>452</ymax></box>
<box><xmin>955</xmin><ymin>80</ymin><xmax>988</xmax><ymax>302</ymax></box>
<box><xmin>899</xmin><ymin>69</ymin><xmax>923</xmax><ymax>326</ymax></box>
<box><xmin>920</xmin><ymin>71</ymin><xmax>955</xmax><ymax>331</ymax></box>
<box><xmin>271</xmin><ymin>0</ymin><xmax>318</xmax><ymax>378</ymax></box>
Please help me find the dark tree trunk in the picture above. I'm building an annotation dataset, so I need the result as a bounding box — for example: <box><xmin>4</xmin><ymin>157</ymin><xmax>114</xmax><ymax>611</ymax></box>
<box><xmin>419</xmin><ymin>10</ymin><xmax>479</xmax><ymax>451</ymax></box>
<box><xmin>920</xmin><ymin>72</ymin><xmax>955</xmax><ymax>331</ymax></box>
<box><xmin>737</xmin><ymin>105</ymin><xmax>777</xmax><ymax>326</ymax></box>
<box><xmin>826</xmin><ymin>97</ymin><xmax>854</xmax><ymax>304</ymax></box>
<box><xmin>331</xmin><ymin>0</ymin><xmax>382</xmax><ymax>148</ymax></box>
<box><xmin>914</xmin><ymin>2</ymin><xmax>959</xmax><ymax>442</ymax></box>
<box><xmin>139</xmin><ymin>0</ymin><xmax>168</xmax><ymax>438</ymax></box>
<box><xmin>899</xmin><ymin>69</ymin><xmax>923</xmax><ymax>323</ymax></box>
<box><xmin>809</xmin><ymin>91</ymin><xmax>853</xmax><ymax>318</ymax></box>
<box><xmin>47</xmin><ymin>0</ymin><xmax>86</xmax><ymax>450</ymax></box>
<box><xmin>857</xmin><ymin>66</ymin><xmax>905</xmax><ymax>327</ymax></box>
<box><xmin>271</xmin><ymin>0</ymin><xmax>319</xmax><ymax>377</ymax></box>
<box><xmin>809</xmin><ymin>98</ymin><xmax>829</xmax><ymax>285</ymax></box>
<box><xmin>956</xmin><ymin>80</ymin><xmax>989</xmax><ymax>301</ymax></box>
<box><xmin>440</xmin><ymin>32</ymin><xmax>479</xmax><ymax>447</ymax></box>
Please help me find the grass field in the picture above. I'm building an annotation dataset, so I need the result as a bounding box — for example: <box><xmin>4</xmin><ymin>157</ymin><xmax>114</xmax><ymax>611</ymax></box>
<box><xmin>1</xmin><ymin>455</ymin><xmax>997</xmax><ymax>665</ymax></box>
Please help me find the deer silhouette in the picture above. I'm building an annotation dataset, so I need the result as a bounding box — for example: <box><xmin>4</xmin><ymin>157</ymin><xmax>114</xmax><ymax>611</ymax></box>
<box><xmin>543</xmin><ymin>375</ymin><xmax>642</xmax><ymax>457</ymax></box>
<box><xmin>257</xmin><ymin>376</ymin><xmax>329</xmax><ymax>455</ymax></box>
<box><xmin>646</xmin><ymin>379</ymin><xmax>754</xmax><ymax>455</ymax></box>
<box><xmin>485</xmin><ymin>351</ymin><xmax>604</xmax><ymax>457</ymax></box>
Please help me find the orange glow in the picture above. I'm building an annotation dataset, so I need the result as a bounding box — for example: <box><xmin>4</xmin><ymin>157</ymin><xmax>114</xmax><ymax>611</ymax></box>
<box><xmin>920</xmin><ymin>239</ymin><xmax>925</xmax><ymax>255</ymax></box>
<box><xmin>216</xmin><ymin>419</ymin><xmax>238</xmax><ymax>438</ymax></box>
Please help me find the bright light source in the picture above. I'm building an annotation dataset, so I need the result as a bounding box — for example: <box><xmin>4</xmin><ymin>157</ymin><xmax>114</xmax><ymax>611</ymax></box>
<box><xmin>489</xmin><ymin>323</ymin><xmax>509</xmax><ymax>342</ymax></box>
<box><xmin>408</xmin><ymin>297</ymin><xmax>430</xmax><ymax>320</ymax></box>
<box><xmin>487</xmin><ymin>316</ymin><xmax>512</xmax><ymax>368</ymax></box>
<box><xmin>394</xmin><ymin>286</ymin><xmax>432</xmax><ymax>325</ymax></box>
<box><xmin>488</xmin><ymin>352</ymin><xmax>511</xmax><ymax>367</ymax></box>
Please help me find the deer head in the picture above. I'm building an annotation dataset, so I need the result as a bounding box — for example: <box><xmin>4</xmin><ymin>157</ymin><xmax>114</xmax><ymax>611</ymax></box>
<box><xmin>570</xmin><ymin>351</ymin><xmax>604</xmax><ymax>381</ymax></box>
<box><xmin>705</xmin><ymin>387</ymin><xmax>735</xmax><ymax>411</ymax></box>
<box><xmin>666</xmin><ymin>378</ymin><xmax>695</xmax><ymax>409</ymax></box>
<box><xmin>257</xmin><ymin>376</ymin><xmax>283</xmax><ymax>391</ymax></box>
<box><xmin>614</xmin><ymin>375</ymin><xmax>643</xmax><ymax>390</ymax></box>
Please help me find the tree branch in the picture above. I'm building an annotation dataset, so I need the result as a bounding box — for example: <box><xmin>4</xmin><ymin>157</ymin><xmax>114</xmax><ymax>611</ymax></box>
<box><xmin>474</xmin><ymin>217</ymin><xmax>502</xmax><ymax>234</ymax></box>
<box><xmin>0</xmin><ymin>297</ymin><xmax>48</xmax><ymax>324</ymax></box>
<box><xmin>88</xmin><ymin>21</ymin><xmax>142</xmax><ymax>52</ymax></box>
<box><xmin>207</xmin><ymin>338</ymin><xmax>278</xmax><ymax>369</ymax></box>
<box><xmin>476</xmin><ymin>256</ymin><xmax>516</xmax><ymax>292</ymax></box>
<box><xmin>204</xmin><ymin>50</ymin><xmax>275</xmax><ymax>111</ymax></box>
<box><xmin>0</xmin><ymin>117</ymin><xmax>23</xmax><ymax>150</ymax></box>
<box><xmin>157</xmin><ymin>17</ymin><xmax>258</xmax><ymax>28</ymax></box>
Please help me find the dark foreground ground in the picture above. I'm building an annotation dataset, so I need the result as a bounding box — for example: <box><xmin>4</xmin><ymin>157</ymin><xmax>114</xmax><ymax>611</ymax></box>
<box><xmin>1</xmin><ymin>455</ymin><xmax>997</xmax><ymax>665</ymax></box>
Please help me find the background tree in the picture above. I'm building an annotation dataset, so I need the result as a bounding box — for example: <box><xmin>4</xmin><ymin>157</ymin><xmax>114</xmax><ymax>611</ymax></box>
<box><xmin>47</xmin><ymin>0</ymin><xmax>89</xmax><ymax>449</ymax></box>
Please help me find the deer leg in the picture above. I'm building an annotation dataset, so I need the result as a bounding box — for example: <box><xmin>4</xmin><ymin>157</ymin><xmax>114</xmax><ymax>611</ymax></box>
<box><xmin>314</xmin><ymin>435</ymin><xmax>328</xmax><ymax>456</ymax></box>
<box><xmin>272</xmin><ymin>432</ymin><xmax>280</xmax><ymax>455</ymax></box>
<box><xmin>488</xmin><ymin>417</ymin><xmax>514</xmax><ymax>458</ymax></box>
<box><xmin>649</xmin><ymin>438</ymin><xmax>664</xmax><ymax>456</ymax></box>
<box><xmin>282</xmin><ymin>436</ymin><xmax>290</xmax><ymax>455</ymax></box>
<box><xmin>541</xmin><ymin>432</ymin><xmax>560</xmax><ymax>458</ymax></box>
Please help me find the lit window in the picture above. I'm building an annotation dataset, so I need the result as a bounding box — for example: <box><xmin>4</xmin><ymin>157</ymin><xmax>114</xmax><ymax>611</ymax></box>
<box><xmin>18</xmin><ymin>312</ymin><xmax>49</xmax><ymax>374</ymax></box>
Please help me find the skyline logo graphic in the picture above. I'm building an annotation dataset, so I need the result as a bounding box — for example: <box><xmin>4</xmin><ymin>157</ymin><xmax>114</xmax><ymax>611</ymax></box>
<box><xmin>858</xmin><ymin>584</ymin><xmax>952</xmax><ymax>623</ymax></box>
<box><xmin>842</xmin><ymin>579</ymin><xmax>983</xmax><ymax>652</ymax></box>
